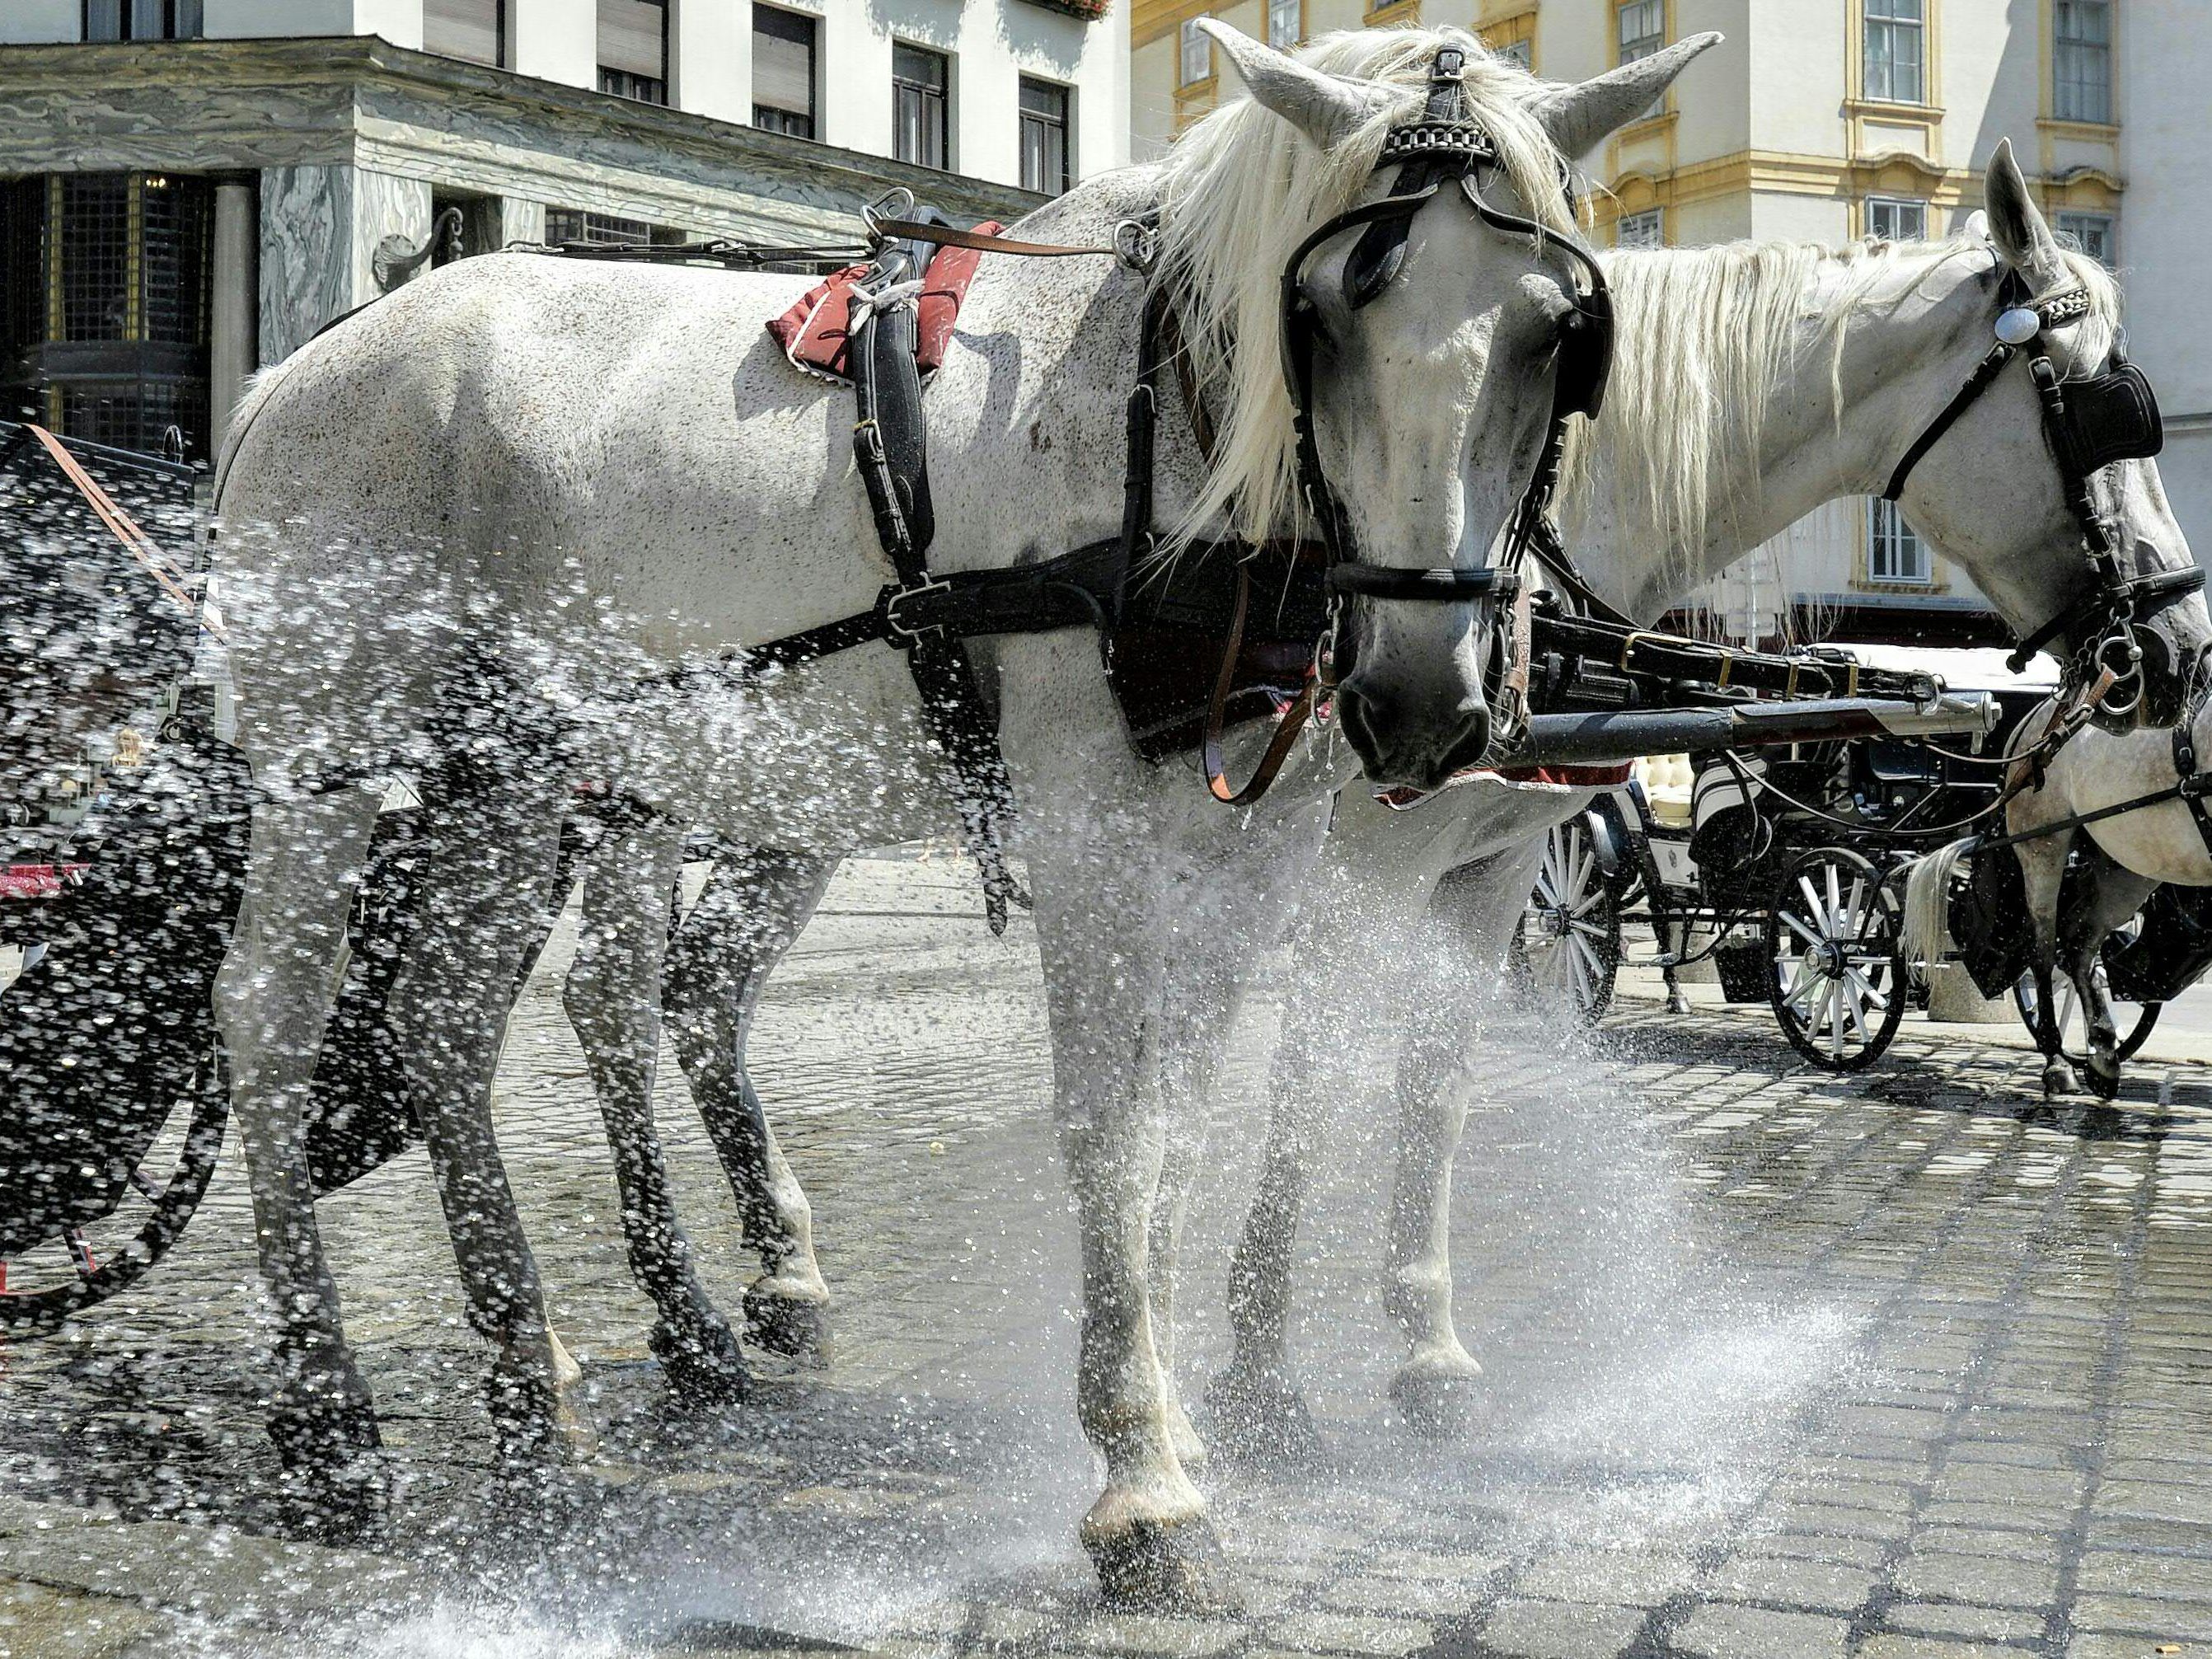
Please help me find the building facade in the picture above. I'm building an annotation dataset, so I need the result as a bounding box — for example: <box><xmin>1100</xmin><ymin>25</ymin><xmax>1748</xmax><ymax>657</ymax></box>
<box><xmin>1135</xmin><ymin>1</ymin><xmax>2207</xmax><ymax>648</ymax></box>
<box><xmin>1</xmin><ymin>0</ymin><xmax>1126</xmax><ymax>461</ymax></box>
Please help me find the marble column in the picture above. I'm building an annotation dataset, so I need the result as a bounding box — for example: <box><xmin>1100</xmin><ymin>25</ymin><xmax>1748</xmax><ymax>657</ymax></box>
<box><xmin>499</xmin><ymin>196</ymin><xmax>546</xmax><ymax>249</ymax></box>
<box><xmin>259</xmin><ymin>164</ymin><xmax>354</xmax><ymax>365</ymax></box>
<box><xmin>209</xmin><ymin>176</ymin><xmax>258</xmax><ymax>438</ymax></box>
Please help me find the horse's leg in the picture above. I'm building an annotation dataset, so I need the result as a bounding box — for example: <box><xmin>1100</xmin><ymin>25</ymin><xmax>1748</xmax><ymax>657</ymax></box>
<box><xmin>565</xmin><ymin>820</ymin><xmax>749</xmax><ymax>1403</ymax></box>
<box><xmin>1385</xmin><ymin>835</ymin><xmax>1544</xmax><ymax>1431</ymax></box>
<box><xmin>664</xmin><ymin>842</ymin><xmax>836</xmax><ymax>1365</ymax></box>
<box><xmin>382</xmin><ymin>773</ymin><xmax>583</xmax><ymax>1470</ymax></box>
<box><xmin>2064</xmin><ymin>853</ymin><xmax>2158</xmax><ymax>1102</ymax></box>
<box><xmin>1029</xmin><ymin>832</ymin><xmax>1225</xmax><ymax>1611</ymax></box>
<box><xmin>215</xmin><ymin>789</ymin><xmax>386</xmax><ymax>1522</ymax></box>
<box><xmin>1146</xmin><ymin>828</ymin><xmax>1310</xmax><ymax>1475</ymax></box>
<box><xmin>2016</xmin><ymin>827</ymin><xmax>2079</xmax><ymax>1097</ymax></box>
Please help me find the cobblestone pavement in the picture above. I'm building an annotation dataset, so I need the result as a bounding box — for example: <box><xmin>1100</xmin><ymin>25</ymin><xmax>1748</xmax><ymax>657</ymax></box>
<box><xmin>6</xmin><ymin>857</ymin><xmax>2212</xmax><ymax>1657</ymax></box>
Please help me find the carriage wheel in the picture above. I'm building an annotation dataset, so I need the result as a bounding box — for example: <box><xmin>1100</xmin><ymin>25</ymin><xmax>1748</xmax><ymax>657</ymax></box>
<box><xmin>2012</xmin><ymin>968</ymin><xmax>2161</xmax><ymax>1068</ymax></box>
<box><xmin>1765</xmin><ymin>847</ymin><xmax>1906</xmax><ymax>1071</ymax></box>
<box><xmin>1512</xmin><ymin>818</ymin><xmax>1622</xmax><ymax>1024</ymax></box>
<box><xmin>0</xmin><ymin>1029</ymin><xmax>229</xmax><ymax>1336</ymax></box>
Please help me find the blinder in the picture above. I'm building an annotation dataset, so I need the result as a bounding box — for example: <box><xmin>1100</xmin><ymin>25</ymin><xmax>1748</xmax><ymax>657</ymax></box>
<box><xmin>2047</xmin><ymin>357</ymin><xmax>2163</xmax><ymax>478</ymax></box>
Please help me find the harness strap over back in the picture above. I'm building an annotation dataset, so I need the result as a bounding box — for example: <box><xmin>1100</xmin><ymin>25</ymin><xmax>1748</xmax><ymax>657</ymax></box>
<box><xmin>2174</xmin><ymin>724</ymin><xmax>2212</xmax><ymax>860</ymax></box>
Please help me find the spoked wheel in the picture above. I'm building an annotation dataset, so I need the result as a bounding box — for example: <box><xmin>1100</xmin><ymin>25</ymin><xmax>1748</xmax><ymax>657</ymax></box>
<box><xmin>1765</xmin><ymin>847</ymin><xmax>1906</xmax><ymax>1071</ymax></box>
<box><xmin>1512</xmin><ymin>817</ymin><xmax>1622</xmax><ymax>1024</ymax></box>
<box><xmin>0</xmin><ymin>1029</ymin><xmax>229</xmax><ymax>1336</ymax></box>
<box><xmin>2013</xmin><ymin>967</ymin><xmax>2161</xmax><ymax>1069</ymax></box>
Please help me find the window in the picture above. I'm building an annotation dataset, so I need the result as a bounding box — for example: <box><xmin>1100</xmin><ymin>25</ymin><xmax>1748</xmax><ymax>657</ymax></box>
<box><xmin>1267</xmin><ymin>0</ymin><xmax>1300</xmax><ymax>50</ymax></box>
<box><xmin>1867</xmin><ymin>196</ymin><xmax>1927</xmax><ymax>241</ymax></box>
<box><xmin>545</xmin><ymin>209</ymin><xmax>687</xmax><ymax>248</ymax></box>
<box><xmin>2057</xmin><ymin>210</ymin><xmax>2116</xmax><ymax>266</ymax></box>
<box><xmin>1616</xmin><ymin>2</ymin><xmax>1664</xmax><ymax>120</ymax></box>
<box><xmin>598</xmin><ymin>0</ymin><xmax>668</xmax><ymax>104</ymax></box>
<box><xmin>5</xmin><ymin>173</ymin><xmax>214</xmax><ymax>457</ymax></box>
<box><xmin>1862</xmin><ymin>0</ymin><xmax>1924</xmax><ymax>104</ymax></box>
<box><xmin>82</xmin><ymin>0</ymin><xmax>202</xmax><ymax>40</ymax></box>
<box><xmin>754</xmin><ymin>7</ymin><xmax>818</xmax><ymax>138</ymax></box>
<box><xmin>2054</xmin><ymin>0</ymin><xmax>2111</xmax><ymax>124</ymax></box>
<box><xmin>893</xmin><ymin>45</ymin><xmax>950</xmax><ymax>171</ymax></box>
<box><xmin>1180</xmin><ymin>18</ymin><xmax>1211</xmax><ymax>87</ymax></box>
<box><xmin>1019</xmin><ymin>77</ymin><xmax>1071</xmax><ymax>197</ymax></box>
<box><xmin>425</xmin><ymin>0</ymin><xmax>504</xmax><ymax>68</ymax></box>
<box><xmin>1615</xmin><ymin>209</ymin><xmax>1663</xmax><ymax>249</ymax></box>
<box><xmin>1868</xmin><ymin>498</ymin><xmax>1931</xmax><ymax>584</ymax></box>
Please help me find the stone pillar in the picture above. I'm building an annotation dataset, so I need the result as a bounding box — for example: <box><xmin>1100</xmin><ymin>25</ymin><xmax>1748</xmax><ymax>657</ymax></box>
<box><xmin>209</xmin><ymin>176</ymin><xmax>259</xmax><ymax>440</ymax></box>
<box><xmin>499</xmin><ymin>197</ymin><xmax>547</xmax><ymax>248</ymax></box>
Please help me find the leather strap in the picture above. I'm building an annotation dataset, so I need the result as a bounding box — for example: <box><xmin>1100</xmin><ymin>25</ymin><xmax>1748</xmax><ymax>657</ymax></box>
<box><xmin>23</xmin><ymin>424</ymin><xmax>210</xmax><ymax>634</ymax></box>
<box><xmin>2175</xmin><ymin>724</ymin><xmax>2212</xmax><ymax>860</ymax></box>
<box><xmin>867</xmin><ymin>218</ymin><xmax>1118</xmax><ymax>260</ymax></box>
<box><xmin>1204</xmin><ymin>561</ymin><xmax>1319</xmax><ymax>806</ymax></box>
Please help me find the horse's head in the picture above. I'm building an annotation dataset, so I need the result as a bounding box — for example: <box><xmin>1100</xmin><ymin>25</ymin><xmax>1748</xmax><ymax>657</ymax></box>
<box><xmin>1886</xmin><ymin>140</ymin><xmax>2210</xmax><ymax>728</ymax></box>
<box><xmin>1163</xmin><ymin>23</ymin><xmax>1718</xmax><ymax>793</ymax></box>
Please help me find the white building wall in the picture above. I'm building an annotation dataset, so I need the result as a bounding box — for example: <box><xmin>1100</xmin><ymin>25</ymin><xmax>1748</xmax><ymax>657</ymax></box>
<box><xmin>10</xmin><ymin>0</ymin><xmax>1123</xmax><ymax>194</ymax></box>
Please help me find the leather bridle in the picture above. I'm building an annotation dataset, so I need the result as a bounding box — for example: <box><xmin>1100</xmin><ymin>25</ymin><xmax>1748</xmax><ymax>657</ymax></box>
<box><xmin>1211</xmin><ymin>44</ymin><xmax>1614</xmax><ymax>799</ymax></box>
<box><xmin>1883</xmin><ymin>265</ymin><xmax>2197</xmax><ymax>717</ymax></box>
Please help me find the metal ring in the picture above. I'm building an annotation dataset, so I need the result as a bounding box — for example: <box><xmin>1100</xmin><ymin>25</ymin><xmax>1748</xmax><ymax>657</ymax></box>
<box><xmin>1113</xmin><ymin>218</ymin><xmax>1158</xmax><ymax>275</ymax></box>
<box><xmin>862</xmin><ymin>186</ymin><xmax>916</xmax><ymax>240</ymax></box>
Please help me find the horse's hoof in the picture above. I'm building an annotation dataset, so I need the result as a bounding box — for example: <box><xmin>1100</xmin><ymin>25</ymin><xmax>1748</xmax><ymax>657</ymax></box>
<box><xmin>268</xmin><ymin>1391</ymin><xmax>388</xmax><ymax>1536</ymax></box>
<box><xmin>1389</xmin><ymin>1356</ymin><xmax>1486</xmax><ymax>1440</ymax></box>
<box><xmin>1666</xmin><ymin>987</ymin><xmax>1693</xmax><ymax>1016</ymax></box>
<box><xmin>1085</xmin><ymin>1514</ymin><xmax>1242</xmax><ymax>1614</ymax></box>
<box><xmin>1203</xmin><ymin>1362</ymin><xmax>1322</xmax><ymax>1472</ymax></box>
<box><xmin>743</xmin><ymin>1282</ymin><xmax>833</xmax><ymax>1367</ymax></box>
<box><xmin>486</xmin><ymin>1352</ymin><xmax>571</xmax><ymax>1469</ymax></box>
<box><xmin>652</xmin><ymin>1315</ymin><xmax>752</xmax><ymax>1405</ymax></box>
<box><xmin>2086</xmin><ymin>1058</ymin><xmax>2122</xmax><ymax>1102</ymax></box>
<box><xmin>2043</xmin><ymin>1060</ymin><xmax>2082</xmax><ymax>1098</ymax></box>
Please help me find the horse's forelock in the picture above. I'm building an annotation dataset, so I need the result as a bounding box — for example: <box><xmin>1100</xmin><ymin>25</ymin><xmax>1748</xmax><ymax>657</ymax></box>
<box><xmin>1150</xmin><ymin>26</ymin><xmax>1569</xmax><ymax>554</ymax></box>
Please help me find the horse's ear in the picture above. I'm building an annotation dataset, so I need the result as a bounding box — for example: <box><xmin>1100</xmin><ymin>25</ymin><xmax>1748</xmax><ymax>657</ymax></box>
<box><xmin>1198</xmin><ymin>19</ymin><xmax>1395</xmax><ymax>152</ymax></box>
<box><xmin>1985</xmin><ymin>139</ymin><xmax>2069</xmax><ymax>288</ymax></box>
<box><xmin>1523</xmin><ymin>31</ymin><xmax>1722</xmax><ymax>162</ymax></box>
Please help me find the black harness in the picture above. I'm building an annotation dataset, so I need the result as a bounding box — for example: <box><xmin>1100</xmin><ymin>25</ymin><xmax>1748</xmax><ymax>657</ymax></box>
<box><xmin>723</xmin><ymin>48</ymin><xmax>1613</xmax><ymax>920</ymax></box>
<box><xmin>1882</xmin><ymin>266</ymin><xmax>2196</xmax><ymax>712</ymax></box>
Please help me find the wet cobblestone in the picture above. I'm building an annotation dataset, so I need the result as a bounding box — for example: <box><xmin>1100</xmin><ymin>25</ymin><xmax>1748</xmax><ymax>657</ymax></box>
<box><xmin>6</xmin><ymin>857</ymin><xmax>2212</xmax><ymax>1656</ymax></box>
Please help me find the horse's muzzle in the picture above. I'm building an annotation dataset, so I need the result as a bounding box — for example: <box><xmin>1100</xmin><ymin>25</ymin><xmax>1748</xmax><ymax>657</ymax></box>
<box><xmin>1336</xmin><ymin>677</ymin><xmax>1493</xmax><ymax>793</ymax></box>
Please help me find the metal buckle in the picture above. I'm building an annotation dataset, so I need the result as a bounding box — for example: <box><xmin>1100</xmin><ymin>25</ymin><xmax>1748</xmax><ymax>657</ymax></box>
<box><xmin>1113</xmin><ymin>219</ymin><xmax>1158</xmax><ymax>275</ymax></box>
<box><xmin>862</xmin><ymin>187</ymin><xmax>917</xmax><ymax>241</ymax></box>
<box><xmin>883</xmin><ymin>578</ymin><xmax>952</xmax><ymax>642</ymax></box>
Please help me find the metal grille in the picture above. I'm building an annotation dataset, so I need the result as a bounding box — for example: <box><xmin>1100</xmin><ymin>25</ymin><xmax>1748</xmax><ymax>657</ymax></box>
<box><xmin>59</xmin><ymin>176</ymin><xmax>130</xmax><ymax>344</ymax></box>
<box><xmin>546</xmin><ymin>209</ymin><xmax>654</xmax><ymax>247</ymax></box>
<box><xmin>138</xmin><ymin>176</ymin><xmax>209</xmax><ymax>346</ymax></box>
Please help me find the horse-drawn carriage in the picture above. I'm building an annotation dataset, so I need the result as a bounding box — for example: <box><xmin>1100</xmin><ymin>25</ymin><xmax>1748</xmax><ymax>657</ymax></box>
<box><xmin>1512</xmin><ymin>645</ymin><xmax>2064</xmax><ymax>1069</ymax></box>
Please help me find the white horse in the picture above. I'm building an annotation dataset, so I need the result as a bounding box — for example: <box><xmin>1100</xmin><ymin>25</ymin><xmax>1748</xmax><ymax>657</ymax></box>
<box><xmin>543</xmin><ymin>139</ymin><xmax>2209</xmax><ymax>1469</ymax></box>
<box><xmin>1900</xmin><ymin>696</ymin><xmax>2212</xmax><ymax>1099</ymax></box>
<box><xmin>1201</xmin><ymin>138</ymin><xmax>2212</xmax><ymax>1454</ymax></box>
<box><xmin>207</xmin><ymin>21</ymin><xmax>1714</xmax><ymax>1607</ymax></box>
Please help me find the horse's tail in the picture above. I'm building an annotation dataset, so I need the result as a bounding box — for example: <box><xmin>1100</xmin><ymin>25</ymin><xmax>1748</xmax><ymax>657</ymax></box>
<box><xmin>1898</xmin><ymin>836</ymin><xmax>1975</xmax><ymax>979</ymax></box>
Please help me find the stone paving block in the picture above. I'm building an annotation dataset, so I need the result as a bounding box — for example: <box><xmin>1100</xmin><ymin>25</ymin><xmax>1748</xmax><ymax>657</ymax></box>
<box><xmin>2074</xmin><ymin>1594</ymin><xmax>2212</xmax><ymax>1642</ymax></box>
<box><xmin>2077</xmin><ymin>1552</ymin><xmax>2212</xmax><ymax>1603</ymax></box>
<box><xmin>1705</xmin><ymin>1554</ymin><xmax>1874</xmax><ymax>1614</ymax></box>
<box><xmin>1763</xmin><ymin>1504</ymin><xmax>1914</xmax><ymax>1543</ymax></box>
<box><xmin>1910</xmin><ymin>1525</ymin><xmax>2064</xmax><ymax>1563</ymax></box>
<box><xmin>1477</xmin><ymin>1598</ymin><xmax>1646</xmax><ymax>1659</ymax></box>
<box><xmin>1066</xmin><ymin>1612</ymin><xmax>1244</xmax><ymax>1656</ymax></box>
<box><xmin>1854</xmin><ymin>1638</ymin><xmax>2020</xmax><ymax>1659</ymax></box>
<box><xmin>1667</xmin><ymin>1603</ymin><xmax>1849</xmax><ymax>1659</ymax></box>
<box><xmin>1516</xmin><ymin>1550</ymin><xmax>1698</xmax><ymax>1606</ymax></box>
<box><xmin>1261</xmin><ymin>1614</ymin><xmax>1432</xmax><ymax>1656</ymax></box>
<box><xmin>0</xmin><ymin>1579</ymin><xmax>171</xmax><ymax>1659</ymax></box>
<box><xmin>1315</xmin><ymin>1576</ymin><xmax>1480</xmax><ymax>1618</ymax></box>
<box><xmin>1882</xmin><ymin>1601</ymin><xmax>2045</xmax><ymax>1643</ymax></box>
<box><xmin>1752</xmin><ymin>1533</ymin><xmax>1892</xmax><ymax>1569</ymax></box>
<box><xmin>2100</xmin><ymin>1485</ymin><xmax>2212</xmax><ymax>1529</ymax></box>
<box><xmin>2067</xmin><ymin>1636</ymin><xmax>2207</xmax><ymax>1659</ymax></box>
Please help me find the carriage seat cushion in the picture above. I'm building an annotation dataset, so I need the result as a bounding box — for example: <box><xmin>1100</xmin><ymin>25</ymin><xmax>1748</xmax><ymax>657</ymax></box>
<box><xmin>1634</xmin><ymin>752</ymin><xmax>1695</xmax><ymax>827</ymax></box>
<box><xmin>767</xmin><ymin>225</ymin><xmax>1003</xmax><ymax>383</ymax></box>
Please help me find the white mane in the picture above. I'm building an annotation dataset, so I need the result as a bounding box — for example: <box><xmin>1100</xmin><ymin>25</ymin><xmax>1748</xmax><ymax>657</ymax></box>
<box><xmin>1561</xmin><ymin>235</ymin><xmax>2125</xmax><ymax>571</ymax></box>
<box><xmin>1154</xmin><ymin>26</ymin><xmax>1576</xmax><ymax>548</ymax></box>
